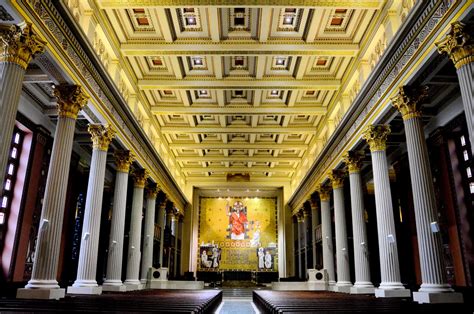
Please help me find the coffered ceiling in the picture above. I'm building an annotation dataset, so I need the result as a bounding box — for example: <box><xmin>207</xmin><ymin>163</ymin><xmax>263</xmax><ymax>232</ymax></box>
<box><xmin>64</xmin><ymin>0</ymin><xmax>394</xmax><ymax>198</ymax></box>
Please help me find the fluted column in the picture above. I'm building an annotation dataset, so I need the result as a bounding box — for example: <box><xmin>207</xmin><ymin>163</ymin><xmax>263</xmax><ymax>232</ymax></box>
<box><xmin>310</xmin><ymin>200</ymin><xmax>319</xmax><ymax>269</ymax></box>
<box><xmin>436</xmin><ymin>22</ymin><xmax>474</xmax><ymax>154</ymax></box>
<box><xmin>0</xmin><ymin>23</ymin><xmax>45</xmax><ymax>189</ymax></box>
<box><xmin>17</xmin><ymin>85</ymin><xmax>88</xmax><ymax>300</ymax></box>
<box><xmin>158</xmin><ymin>201</ymin><xmax>167</xmax><ymax>267</ymax></box>
<box><xmin>363</xmin><ymin>125</ymin><xmax>410</xmax><ymax>298</ymax></box>
<box><xmin>392</xmin><ymin>86</ymin><xmax>463</xmax><ymax>304</ymax></box>
<box><xmin>174</xmin><ymin>213</ymin><xmax>182</xmax><ymax>277</ymax></box>
<box><xmin>344</xmin><ymin>151</ymin><xmax>374</xmax><ymax>294</ymax></box>
<box><xmin>141</xmin><ymin>185</ymin><xmax>159</xmax><ymax>283</ymax></box>
<box><xmin>103</xmin><ymin>150</ymin><xmax>134</xmax><ymax>291</ymax></box>
<box><xmin>68</xmin><ymin>125</ymin><xmax>115</xmax><ymax>295</ymax></box>
<box><xmin>296</xmin><ymin>212</ymin><xmax>304</xmax><ymax>279</ymax></box>
<box><xmin>302</xmin><ymin>208</ymin><xmax>310</xmax><ymax>277</ymax></box>
<box><xmin>124</xmin><ymin>169</ymin><xmax>148</xmax><ymax>290</ymax></box>
<box><xmin>329</xmin><ymin>170</ymin><xmax>352</xmax><ymax>292</ymax></box>
<box><xmin>319</xmin><ymin>186</ymin><xmax>336</xmax><ymax>287</ymax></box>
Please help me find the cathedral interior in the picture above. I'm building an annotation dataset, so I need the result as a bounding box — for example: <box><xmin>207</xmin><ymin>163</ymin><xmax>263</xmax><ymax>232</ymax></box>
<box><xmin>0</xmin><ymin>0</ymin><xmax>473</xmax><ymax>312</ymax></box>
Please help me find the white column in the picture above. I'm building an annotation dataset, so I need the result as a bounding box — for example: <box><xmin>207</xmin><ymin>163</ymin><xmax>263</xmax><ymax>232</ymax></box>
<box><xmin>103</xmin><ymin>151</ymin><xmax>134</xmax><ymax>292</ymax></box>
<box><xmin>330</xmin><ymin>171</ymin><xmax>352</xmax><ymax>293</ymax></box>
<box><xmin>344</xmin><ymin>151</ymin><xmax>374</xmax><ymax>294</ymax></box>
<box><xmin>296</xmin><ymin>213</ymin><xmax>304</xmax><ymax>279</ymax></box>
<box><xmin>319</xmin><ymin>187</ymin><xmax>336</xmax><ymax>287</ymax></box>
<box><xmin>171</xmin><ymin>212</ymin><xmax>179</xmax><ymax>278</ymax></box>
<box><xmin>124</xmin><ymin>169</ymin><xmax>148</xmax><ymax>290</ymax></box>
<box><xmin>363</xmin><ymin>125</ymin><xmax>410</xmax><ymax>298</ymax></box>
<box><xmin>392</xmin><ymin>86</ymin><xmax>463</xmax><ymax>304</ymax></box>
<box><xmin>0</xmin><ymin>23</ymin><xmax>45</xmax><ymax>188</ymax></box>
<box><xmin>68</xmin><ymin>125</ymin><xmax>115</xmax><ymax>295</ymax></box>
<box><xmin>436</xmin><ymin>22</ymin><xmax>474</xmax><ymax>154</ymax></box>
<box><xmin>302</xmin><ymin>209</ymin><xmax>310</xmax><ymax>278</ymax></box>
<box><xmin>158</xmin><ymin>202</ymin><xmax>167</xmax><ymax>267</ymax></box>
<box><xmin>17</xmin><ymin>85</ymin><xmax>88</xmax><ymax>300</ymax></box>
<box><xmin>310</xmin><ymin>201</ymin><xmax>319</xmax><ymax>269</ymax></box>
<box><xmin>140</xmin><ymin>185</ymin><xmax>159</xmax><ymax>283</ymax></box>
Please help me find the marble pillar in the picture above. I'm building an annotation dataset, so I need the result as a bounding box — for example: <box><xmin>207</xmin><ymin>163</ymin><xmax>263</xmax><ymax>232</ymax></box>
<box><xmin>124</xmin><ymin>169</ymin><xmax>148</xmax><ymax>290</ymax></box>
<box><xmin>0</xmin><ymin>23</ymin><xmax>45</xmax><ymax>189</ymax></box>
<box><xmin>310</xmin><ymin>200</ymin><xmax>320</xmax><ymax>269</ymax></box>
<box><xmin>363</xmin><ymin>125</ymin><xmax>410</xmax><ymax>298</ymax></box>
<box><xmin>436</xmin><ymin>22</ymin><xmax>474</xmax><ymax>155</ymax></box>
<box><xmin>296</xmin><ymin>212</ymin><xmax>304</xmax><ymax>280</ymax></box>
<box><xmin>140</xmin><ymin>185</ymin><xmax>159</xmax><ymax>283</ymax></box>
<box><xmin>68</xmin><ymin>125</ymin><xmax>115</xmax><ymax>295</ymax></box>
<box><xmin>319</xmin><ymin>186</ymin><xmax>336</xmax><ymax>287</ymax></box>
<box><xmin>103</xmin><ymin>151</ymin><xmax>134</xmax><ymax>292</ymax></box>
<box><xmin>392</xmin><ymin>86</ymin><xmax>463</xmax><ymax>304</ymax></box>
<box><xmin>344</xmin><ymin>151</ymin><xmax>374</xmax><ymax>294</ymax></box>
<box><xmin>158</xmin><ymin>201</ymin><xmax>167</xmax><ymax>268</ymax></box>
<box><xmin>302</xmin><ymin>209</ymin><xmax>310</xmax><ymax>277</ymax></box>
<box><xmin>329</xmin><ymin>170</ymin><xmax>352</xmax><ymax>293</ymax></box>
<box><xmin>17</xmin><ymin>85</ymin><xmax>88</xmax><ymax>299</ymax></box>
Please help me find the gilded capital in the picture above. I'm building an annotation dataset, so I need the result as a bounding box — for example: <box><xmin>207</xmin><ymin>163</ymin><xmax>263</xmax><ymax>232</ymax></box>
<box><xmin>309</xmin><ymin>198</ymin><xmax>319</xmax><ymax>210</ymax></box>
<box><xmin>343</xmin><ymin>150</ymin><xmax>364</xmax><ymax>173</ymax></box>
<box><xmin>88</xmin><ymin>124</ymin><xmax>115</xmax><ymax>151</ymax></box>
<box><xmin>329</xmin><ymin>169</ymin><xmax>345</xmax><ymax>189</ymax></box>
<box><xmin>391</xmin><ymin>86</ymin><xmax>428</xmax><ymax>120</ymax></box>
<box><xmin>0</xmin><ymin>22</ymin><xmax>46</xmax><ymax>69</ymax></box>
<box><xmin>53</xmin><ymin>84</ymin><xmax>89</xmax><ymax>119</ymax></box>
<box><xmin>133</xmin><ymin>169</ymin><xmax>148</xmax><ymax>188</ymax></box>
<box><xmin>146</xmin><ymin>184</ymin><xmax>160</xmax><ymax>199</ymax></box>
<box><xmin>436</xmin><ymin>22</ymin><xmax>474</xmax><ymax>69</ymax></box>
<box><xmin>296</xmin><ymin>212</ymin><xmax>304</xmax><ymax>223</ymax></box>
<box><xmin>114</xmin><ymin>150</ymin><xmax>134</xmax><ymax>173</ymax></box>
<box><xmin>363</xmin><ymin>125</ymin><xmax>391</xmax><ymax>152</ymax></box>
<box><xmin>318</xmin><ymin>185</ymin><xmax>331</xmax><ymax>202</ymax></box>
<box><xmin>302</xmin><ymin>207</ymin><xmax>310</xmax><ymax>218</ymax></box>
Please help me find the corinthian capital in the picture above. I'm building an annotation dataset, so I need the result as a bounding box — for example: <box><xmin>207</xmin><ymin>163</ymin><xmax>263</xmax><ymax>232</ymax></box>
<box><xmin>343</xmin><ymin>150</ymin><xmax>365</xmax><ymax>173</ymax></box>
<box><xmin>133</xmin><ymin>169</ymin><xmax>149</xmax><ymax>188</ymax></box>
<box><xmin>391</xmin><ymin>86</ymin><xmax>429</xmax><ymax>120</ymax></box>
<box><xmin>318</xmin><ymin>185</ymin><xmax>331</xmax><ymax>202</ymax></box>
<box><xmin>88</xmin><ymin>124</ymin><xmax>116</xmax><ymax>151</ymax></box>
<box><xmin>329</xmin><ymin>169</ymin><xmax>345</xmax><ymax>189</ymax></box>
<box><xmin>0</xmin><ymin>22</ymin><xmax>46</xmax><ymax>69</ymax></box>
<box><xmin>114</xmin><ymin>150</ymin><xmax>134</xmax><ymax>173</ymax></box>
<box><xmin>146</xmin><ymin>184</ymin><xmax>160</xmax><ymax>199</ymax></box>
<box><xmin>436</xmin><ymin>21</ymin><xmax>474</xmax><ymax>69</ymax></box>
<box><xmin>363</xmin><ymin>125</ymin><xmax>391</xmax><ymax>152</ymax></box>
<box><xmin>53</xmin><ymin>84</ymin><xmax>89</xmax><ymax>119</ymax></box>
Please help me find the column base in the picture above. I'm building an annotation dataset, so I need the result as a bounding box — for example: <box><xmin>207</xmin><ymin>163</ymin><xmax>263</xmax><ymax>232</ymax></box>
<box><xmin>102</xmin><ymin>284</ymin><xmax>127</xmax><ymax>292</ymax></box>
<box><xmin>124</xmin><ymin>283</ymin><xmax>144</xmax><ymax>291</ymax></box>
<box><xmin>375</xmin><ymin>288</ymin><xmax>411</xmax><ymax>298</ymax></box>
<box><xmin>328</xmin><ymin>282</ymin><xmax>337</xmax><ymax>291</ymax></box>
<box><xmin>334</xmin><ymin>285</ymin><xmax>352</xmax><ymax>293</ymax></box>
<box><xmin>17</xmin><ymin>288</ymin><xmax>65</xmax><ymax>300</ymax></box>
<box><xmin>413</xmin><ymin>291</ymin><xmax>463</xmax><ymax>304</ymax></box>
<box><xmin>350</xmin><ymin>287</ymin><xmax>375</xmax><ymax>294</ymax></box>
<box><xmin>67</xmin><ymin>286</ymin><xmax>102</xmax><ymax>295</ymax></box>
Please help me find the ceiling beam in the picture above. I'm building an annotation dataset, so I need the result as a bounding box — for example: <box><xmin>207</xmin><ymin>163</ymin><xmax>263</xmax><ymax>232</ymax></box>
<box><xmin>160</xmin><ymin>126</ymin><xmax>317</xmax><ymax>134</ymax></box>
<box><xmin>138</xmin><ymin>79</ymin><xmax>340</xmax><ymax>90</ymax></box>
<box><xmin>177</xmin><ymin>155</ymin><xmax>300</xmax><ymax>162</ymax></box>
<box><xmin>169</xmin><ymin>143</ymin><xmax>308</xmax><ymax>150</ymax></box>
<box><xmin>120</xmin><ymin>42</ymin><xmax>359</xmax><ymax>56</ymax></box>
<box><xmin>183</xmin><ymin>166</ymin><xmax>294</xmax><ymax>173</ymax></box>
<box><xmin>98</xmin><ymin>0</ymin><xmax>381</xmax><ymax>9</ymax></box>
<box><xmin>150</xmin><ymin>105</ymin><xmax>327</xmax><ymax>115</ymax></box>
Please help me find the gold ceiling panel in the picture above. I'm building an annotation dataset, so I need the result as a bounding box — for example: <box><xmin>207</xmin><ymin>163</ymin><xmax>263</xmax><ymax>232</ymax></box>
<box><xmin>67</xmin><ymin>0</ymin><xmax>387</xmax><ymax>188</ymax></box>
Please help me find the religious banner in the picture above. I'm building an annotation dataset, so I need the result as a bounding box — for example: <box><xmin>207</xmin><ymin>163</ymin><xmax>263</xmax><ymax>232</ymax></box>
<box><xmin>198</xmin><ymin>197</ymin><xmax>277</xmax><ymax>271</ymax></box>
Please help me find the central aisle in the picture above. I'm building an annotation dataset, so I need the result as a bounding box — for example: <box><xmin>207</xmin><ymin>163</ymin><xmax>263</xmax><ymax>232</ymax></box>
<box><xmin>214</xmin><ymin>288</ymin><xmax>262</xmax><ymax>314</ymax></box>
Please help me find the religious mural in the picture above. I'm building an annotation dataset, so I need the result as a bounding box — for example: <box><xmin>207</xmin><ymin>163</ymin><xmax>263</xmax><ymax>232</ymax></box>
<box><xmin>198</xmin><ymin>197</ymin><xmax>277</xmax><ymax>271</ymax></box>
